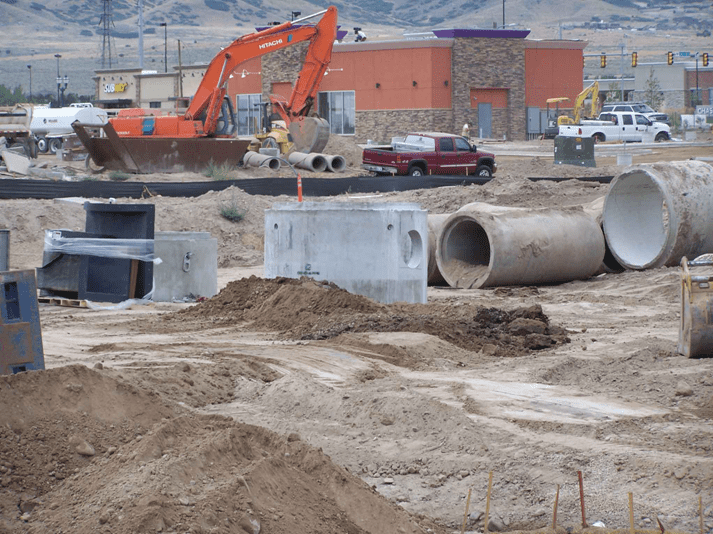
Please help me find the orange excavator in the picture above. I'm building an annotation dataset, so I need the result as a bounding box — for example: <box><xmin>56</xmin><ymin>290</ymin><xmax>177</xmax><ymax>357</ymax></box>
<box><xmin>74</xmin><ymin>7</ymin><xmax>338</xmax><ymax>173</ymax></box>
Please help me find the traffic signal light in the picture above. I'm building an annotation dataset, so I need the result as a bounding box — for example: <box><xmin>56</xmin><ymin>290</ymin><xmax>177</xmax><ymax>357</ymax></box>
<box><xmin>631</xmin><ymin>51</ymin><xmax>638</xmax><ymax>67</ymax></box>
<box><xmin>667</xmin><ymin>51</ymin><xmax>674</xmax><ymax>65</ymax></box>
<box><xmin>600</xmin><ymin>54</ymin><xmax>606</xmax><ymax>68</ymax></box>
<box><xmin>704</xmin><ymin>53</ymin><xmax>709</xmax><ymax>67</ymax></box>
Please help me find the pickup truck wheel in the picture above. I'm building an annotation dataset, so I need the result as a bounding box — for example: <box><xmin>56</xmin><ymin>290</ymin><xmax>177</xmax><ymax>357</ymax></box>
<box><xmin>475</xmin><ymin>165</ymin><xmax>492</xmax><ymax>178</ymax></box>
<box><xmin>408</xmin><ymin>166</ymin><xmax>424</xmax><ymax>176</ymax></box>
<box><xmin>37</xmin><ymin>136</ymin><xmax>48</xmax><ymax>154</ymax></box>
<box><xmin>48</xmin><ymin>138</ymin><xmax>62</xmax><ymax>154</ymax></box>
<box><xmin>592</xmin><ymin>133</ymin><xmax>605</xmax><ymax>143</ymax></box>
<box><xmin>655</xmin><ymin>132</ymin><xmax>669</xmax><ymax>142</ymax></box>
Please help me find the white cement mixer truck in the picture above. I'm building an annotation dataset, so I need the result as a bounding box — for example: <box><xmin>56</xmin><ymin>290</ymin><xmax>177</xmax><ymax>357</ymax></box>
<box><xmin>31</xmin><ymin>103</ymin><xmax>108</xmax><ymax>154</ymax></box>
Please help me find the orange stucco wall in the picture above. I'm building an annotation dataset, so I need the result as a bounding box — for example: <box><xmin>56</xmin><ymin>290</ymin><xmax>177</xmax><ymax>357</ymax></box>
<box><xmin>470</xmin><ymin>88</ymin><xmax>509</xmax><ymax>108</ymax></box>
<box><xmin>317</xmin><ymin>47</ymin><xmax>452</xmax><ymax>111</ymax></box>
<box><xmin>525</xmin><ymin>48</ymin><xmax>584</xmax><ymax>107</ymax></box>
<box><xmin>226</xmin><ymin>57</ymin><xmax>262</xmax><ymax>95</ymax></box>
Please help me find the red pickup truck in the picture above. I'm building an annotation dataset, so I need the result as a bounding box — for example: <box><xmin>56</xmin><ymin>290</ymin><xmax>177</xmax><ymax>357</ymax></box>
<box><xmin>361</xmin><ymin>132</ymin><xmax>497</xmax><ymax>177</ymax></box>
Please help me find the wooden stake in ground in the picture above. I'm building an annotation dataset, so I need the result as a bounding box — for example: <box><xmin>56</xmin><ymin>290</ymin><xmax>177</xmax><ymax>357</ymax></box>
<box><xmin>629</xmin><ymin>492</ymin><xmax>635</xmax><ymax>534</ymax></box>
<box><xmin>484</xmin><ymin>471</ymin><xmax>493</xmax><ymax>534</ymax></box>
<box><xmin>578</xmin><ymin>470</ymin><xmax>588</xmax><ymax>528</ymax></box>
<box><xmin>553</xmin><ymin>484</ymin><xmax>560</xmax><ymax>531</ymax></box>
<box><xmin>460</xmin><ymin>487</ymin><xmax>472</xmax><ymax>534</ymax></box>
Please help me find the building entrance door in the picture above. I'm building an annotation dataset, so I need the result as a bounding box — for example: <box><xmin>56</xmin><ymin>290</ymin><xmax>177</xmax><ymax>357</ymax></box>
<box><xmin>478</xmin><ymin>103</ymin><xmax>492</xmax><ymax>138</ymax></box>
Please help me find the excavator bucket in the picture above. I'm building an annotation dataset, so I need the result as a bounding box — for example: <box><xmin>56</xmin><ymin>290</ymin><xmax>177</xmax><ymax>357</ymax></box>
<box><xmin>73</xmin><ymin>121</ymin><xmax>251</xmax><ymax>174</ymax></box>
<box><xmin>289</xmin><ymin>116</ymin><xmax>330</xmax><ymax>154</ymax></box>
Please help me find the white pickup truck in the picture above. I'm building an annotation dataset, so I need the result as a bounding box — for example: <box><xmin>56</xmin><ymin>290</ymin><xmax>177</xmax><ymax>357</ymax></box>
<box><xmin>558</xmin><ymin>111</ymin><xmax>671</xmax><ymax>143</ymax></box>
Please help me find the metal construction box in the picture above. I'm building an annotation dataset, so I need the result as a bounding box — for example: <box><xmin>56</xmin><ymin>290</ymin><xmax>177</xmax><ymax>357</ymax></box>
<box><xmin>264</xmin><ymin>202</ymin><xmax>428</xmax><ymax>304</ymax></box>
<box><xmin>554</xmin><ymin>135</ymin><xmax>596</xmax><ymax>167</ymax></box>
<box><xmin>0</xmin><ymin>270</ymin><xmax>45</xmax><ymax>375</ymax></box>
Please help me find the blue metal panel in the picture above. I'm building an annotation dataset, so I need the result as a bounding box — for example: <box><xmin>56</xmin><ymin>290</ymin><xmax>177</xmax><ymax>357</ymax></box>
<box><xmin>0</xmin><ymin>270</ymin><xmax>45</xmax><ymax>375</ymax></box>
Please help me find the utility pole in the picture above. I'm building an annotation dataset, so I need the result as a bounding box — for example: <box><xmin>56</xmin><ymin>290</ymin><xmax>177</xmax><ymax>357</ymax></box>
<box><xmin>695</xmin><ymin>52</ymin><xmax>700</xmax><ymax>107</ymax></box>
<box><xmin>27</xmin><ymin>65</ymin><xmax>31</xmax><ymax>101</ymax></box>
<box><xmin>160</xmin><ymin>22</ymin><xmax>168</xmax><ymax>73</ymax></box>
<box><xmin>99</xmin><ymin>0</ymin><xmax>115</xmax><ymax>68</ymax></box>
<box><xmin>138</xmin><ymin>0</ymin><xmax>144</xmax><ymax>69</ymax></box>
<box><xmin>54</xmin><ymin>54</ymin><xmax>61</xmax><ymax>106</ymax></box>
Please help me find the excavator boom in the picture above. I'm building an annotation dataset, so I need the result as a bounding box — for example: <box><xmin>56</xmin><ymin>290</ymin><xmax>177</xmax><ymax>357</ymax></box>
<box><xmin>79</xmin><ymin>7</ymin><xmax>338</xmax><ymax>173</ymax></box>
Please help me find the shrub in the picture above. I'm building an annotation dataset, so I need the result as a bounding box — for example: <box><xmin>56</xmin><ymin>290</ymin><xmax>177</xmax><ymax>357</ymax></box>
<box><xmin>204</xmin><ymin>161</ymin><xmax>235</xmax><ymax>181</ymax></box>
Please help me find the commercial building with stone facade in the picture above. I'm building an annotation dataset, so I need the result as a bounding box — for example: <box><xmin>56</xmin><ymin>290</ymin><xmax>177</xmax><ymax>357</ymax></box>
<box><xmin>94</xmin><ymin>28</ymin><xmax>710</xmax><ymax>142</ymax></box>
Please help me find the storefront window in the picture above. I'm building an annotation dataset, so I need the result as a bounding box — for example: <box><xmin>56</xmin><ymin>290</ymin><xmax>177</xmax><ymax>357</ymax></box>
<box><xmin>318</xmin><ymin>91</ymin><xmax>355</xmax><ymax>135</ymax></box>
<box><xmin>236</xmin><ymin>94</ymin><xmax>263</xmax><ymax>135</ymax></box>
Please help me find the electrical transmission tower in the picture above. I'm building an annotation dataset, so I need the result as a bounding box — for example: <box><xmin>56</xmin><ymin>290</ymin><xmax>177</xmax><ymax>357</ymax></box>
<box><xmin>99</xmin><ymin>0</ymin><xmax>116</xmax><ymax>68</ymax></box>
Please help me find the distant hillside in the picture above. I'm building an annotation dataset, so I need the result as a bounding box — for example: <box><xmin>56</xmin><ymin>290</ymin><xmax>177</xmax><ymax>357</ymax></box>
<box><xmin>0</xmin><ymin>0</ymin><xmax>710</xmax><ymax>96</ymax></box>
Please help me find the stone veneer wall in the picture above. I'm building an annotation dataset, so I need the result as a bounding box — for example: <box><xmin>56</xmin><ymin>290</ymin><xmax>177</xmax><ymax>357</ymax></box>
<box><xmin>355</xmin><ymin>109</ymin><xmax>454</xmax><ymax>144</ymax></box>
<box><xmin>260</xmin><ymin>42</ymin><xmax>310</xmax><ymax>106</ymax></box>
<box><xmin>451</xmin><ymin>37</ymin><xmax>526</xmax><ymax>140</ymax></box>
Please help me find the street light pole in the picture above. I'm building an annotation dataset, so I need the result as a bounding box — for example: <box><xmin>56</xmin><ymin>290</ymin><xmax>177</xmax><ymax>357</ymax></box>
<box><xmin>160</xmin><ymin>22</ymin><xmax>167</xmax><ymax>73</ymax></box>
<box><xmin>27</xmin><ymin>65</ymin><xmax>32</xmax><ymax>101</ymax></box>
<box><xmin>502</xmin><ymin>0</ymin><xmax>505</xmax><ymax>27</ymax></box>
<box><xmin>54</xmin><ymin>53</ymin><xmax>61</xmax><ymax>106</ymax></box>
<box><xmin>695</xmin><ymin>52</ymin><xmax>700</xmax><ymax>107</ymax></box>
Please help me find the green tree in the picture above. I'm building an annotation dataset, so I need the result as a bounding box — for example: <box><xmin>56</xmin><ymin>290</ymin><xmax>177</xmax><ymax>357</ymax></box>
<box><xmin>643</xmin><ymin>68</ymin><xmax>664</xmax><ymax>110</ymax></box>
<box><xmin>605</xmin><ymin>81</ymin><xmax>621</xmax><ymax>102</ymax></box>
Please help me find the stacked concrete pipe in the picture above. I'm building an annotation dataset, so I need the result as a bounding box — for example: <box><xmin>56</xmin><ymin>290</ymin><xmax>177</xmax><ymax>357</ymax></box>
<box><xmin>602</xmin><ymin>161</ymin><xmax>713</xmax><ymax>270</ymax></box>
<box><xmin>287</xmin><ymin>152</ymin><xmax>328</xmax><ymax>172</ymax></box>
<box><xmin>436</xmin><ymin>202</ymin><xmax>605</xmax><ymax>289</ymax></box>
<box><xmin>242</xmin><ymin>151</ymin><xmax>281</xmax><ymax>170</ymax></box>
<box><xmin>323</xmin><ymin>154</ymin><xmax>346</xmax><ymax>172</ymax></box>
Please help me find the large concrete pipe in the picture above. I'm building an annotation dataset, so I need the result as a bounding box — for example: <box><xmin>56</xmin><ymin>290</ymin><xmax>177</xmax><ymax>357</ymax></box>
<box><xmin>436</xmin><ymin>202</ymin><xmax>606</xmax><ymax>289</ymax></box>
<box><xmin>581</xmin><ymin>196</ymin><xmax>625</xmax><ymax>273</ymax></box>
<box><xmin>602</xmin><ymin>161</ymin><xmax>713</xmax><ymax>270</ymax></box>
<box><xmin>242</xmin><ymin>151</ymin><xmax>281</xmax><ymax>171</ymax></box>
<box><xmin>323</xmin><ymin>154</ymin><xmax>346</xmax><ymax>172</ymax></box>
<box><xmin>287</xmin><ymin>152</ymin><xmax>328</xmax><ymax>172</ymax></box>
<box><xmin>427</xmin><ymin>214</ymin><xmax>449</xmax><ymax>286</ymax></box>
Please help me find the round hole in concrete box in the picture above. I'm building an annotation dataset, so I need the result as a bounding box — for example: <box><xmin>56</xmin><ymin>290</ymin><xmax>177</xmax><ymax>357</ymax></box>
<box><xmin>404</xmin><ymin>230</ymin><xmax>423</xmax><ymax>268</ymax></box>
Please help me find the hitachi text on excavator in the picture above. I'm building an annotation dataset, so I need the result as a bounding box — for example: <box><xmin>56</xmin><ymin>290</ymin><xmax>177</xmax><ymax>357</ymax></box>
<box><xmin>74</xmin><ymin>7</ymin><xmax>338</xmax><ymax>173</ymax></box>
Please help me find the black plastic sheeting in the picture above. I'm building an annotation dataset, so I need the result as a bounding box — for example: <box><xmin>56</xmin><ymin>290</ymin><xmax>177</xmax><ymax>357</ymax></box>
<box><xmin>0</xmin><ymin>174</ymin><xmax>613</xmax><ymax>200</ymax></box>
<box><xmin>0</xmin><ymin>176</ymin><xmax>490</xmax><ymax>200</ymax></box>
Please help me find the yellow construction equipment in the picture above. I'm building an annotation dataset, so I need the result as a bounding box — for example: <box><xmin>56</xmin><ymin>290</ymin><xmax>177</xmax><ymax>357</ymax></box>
<box><xmin>557</xmin><ymin>81</ymin><xmax>600</xmax><ymax>126</ymax></box>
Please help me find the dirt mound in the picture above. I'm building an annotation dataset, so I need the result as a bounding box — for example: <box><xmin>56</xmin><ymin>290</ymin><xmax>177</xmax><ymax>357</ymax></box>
<box><xmin>172</xmin><ymin>277</ymin><xmax>569</xmax><ymax>358</ymax></box>
<box><xmin>0</xmin><ymin>365</ymin><xmax>180</xmax><ymax>532</ymax></box>
<box><xmin>0</xmin><ymin>366</ymin><xmax>443</xmax><ymax>534</ymax></box>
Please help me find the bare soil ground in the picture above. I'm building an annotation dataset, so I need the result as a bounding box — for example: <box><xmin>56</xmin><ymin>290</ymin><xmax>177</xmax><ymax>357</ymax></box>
<box><xmin>1</xmin><ymin>135</ymin><xmax>713</xmax><ymax>534</ymax></box>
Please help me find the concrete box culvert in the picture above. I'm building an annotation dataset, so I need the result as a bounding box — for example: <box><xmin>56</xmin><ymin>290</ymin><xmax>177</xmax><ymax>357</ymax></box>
<box><xmin>602</xmin><ymin>161</ymin><xmax>713</xmax><ymax>270</ymax></box>
<box><xmin>436</xmin><ymin>202</ymin><xmax>606</xmax><ymax>289</ymax></box>
<box><xmin>264</xmin><ymin>202</ymin><xmax>427</xmax><ymax>304</ymax></box>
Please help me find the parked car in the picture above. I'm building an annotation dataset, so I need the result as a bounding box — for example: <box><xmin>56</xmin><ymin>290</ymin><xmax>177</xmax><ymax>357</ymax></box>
<box><xmin>362</xmin><ymin>132</ymin><xmax>497</xmax><ymax>177</ymax></box>
<box><xmin>600</xmin><ymin>102</ymin><xmax>670</xmax><ymax>125</ymax></box>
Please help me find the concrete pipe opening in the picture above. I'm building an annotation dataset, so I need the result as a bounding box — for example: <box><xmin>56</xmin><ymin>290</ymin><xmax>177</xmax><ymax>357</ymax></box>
<box><xmin>438</xmin><ymin>217</ymin><xmax>491</xmax><ymax>289</ymax></box>
<box><xmin>325</xmin><ymin>155</ymin><xmax>346</xmax><ymax>172</ymax></box>
<box><xmin>602</xmin><ymin>162</ymin><xmax>713</xmax><ymax>270</ymax></box>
